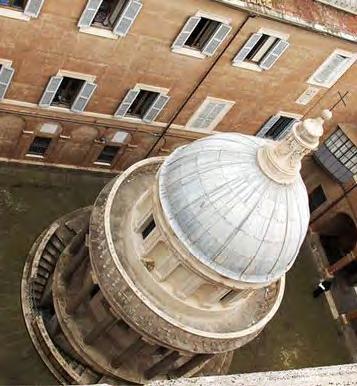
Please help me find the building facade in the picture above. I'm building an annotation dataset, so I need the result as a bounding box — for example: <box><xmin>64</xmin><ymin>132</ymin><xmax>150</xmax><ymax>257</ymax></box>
<box><xmin>0</xmin><ymin>0</ymin><xmax>355</xmax><ymax>173</ymax></box>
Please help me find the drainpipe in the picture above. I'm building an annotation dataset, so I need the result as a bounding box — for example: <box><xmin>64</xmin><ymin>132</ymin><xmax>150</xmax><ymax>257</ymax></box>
<box><xmin>145</xmin><ymin>14</ymin><xmax>254</xmax><ymax>158</ymax></box>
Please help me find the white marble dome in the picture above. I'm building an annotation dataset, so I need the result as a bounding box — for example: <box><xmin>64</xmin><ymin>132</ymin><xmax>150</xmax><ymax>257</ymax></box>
<box><xmin>158</xmin><ymin>133</ymin><xmax>310</xmax><ymax>284</ymax></box>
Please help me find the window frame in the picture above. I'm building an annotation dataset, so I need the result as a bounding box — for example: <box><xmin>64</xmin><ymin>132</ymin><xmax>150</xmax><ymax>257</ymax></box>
<box><xmin>307</xmin><ymin>49</ymin><xmax>356</xmax><ymax>88</ymax></box>
<box><xmin>256</xmin><ymin>111</ymin><xmax>302</xmax><ymax>139</ymax></box>
<box><xmin>78</xmin><ymin>0</ymin><xmax>142</xmax><ymax>40</ymax></box>
<box><xmin>325</xmin><ymin>128</ymin><xmax>357</xmax><ymax>175</ymax></box>
<box><xmin>233</xmin><ymin>27</ymin><xmax>289</xmax><ymax>72</ymax></box>
<box><xmin>171</xmin><ymin>10</ymin><xmax>232</xmax><ymax>59</ymax></box>
<box><xmin>114</xmin><ymin>83</ymin><xmax>170</xmax><ymax>123</ymax></box>
<box><xmin>186</xmin><ymin>96</ymin><xmax>235</xmax><ymax>132</ymax></box>
<box><xmin>308</xmin><ymin>185</ymin><xmax>327</xmax><ymax>213</ymax></box>
<box><xmin>26</xmin><ymin>136</ymin><xmax>52</xmax><ymax>158</ymax></box>
<box><xmin>94</xmin><ymin>144</ymin><xmax>121</xmax><ymax>166</ymax></box>
<box><xmin>39</xmin><ymin>70</ymin><xmax>97</xmax><ymax>112</ymax></box>
<box><xmin>0</xmin><ymin>0</ymin><xmax>44</xmax><ymax>21</ymax></box>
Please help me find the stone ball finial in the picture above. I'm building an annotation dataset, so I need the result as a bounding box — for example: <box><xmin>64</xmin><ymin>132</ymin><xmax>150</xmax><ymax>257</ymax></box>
<box><xmin>257</xmin><ymin>110</ymin><xmax>332</xmax><ymax>184</ymax></box>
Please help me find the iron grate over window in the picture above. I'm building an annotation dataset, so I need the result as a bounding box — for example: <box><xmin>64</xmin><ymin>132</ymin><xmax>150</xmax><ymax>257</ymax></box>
<box><xmin>97</xmin><ymin>145</ymin><xmax>119</xmax><ymax>165</ymax></box>
<box><xmin>27</xmin><ymin>136</ymin><xmax>52</xmax><ymax>156</ymax></box>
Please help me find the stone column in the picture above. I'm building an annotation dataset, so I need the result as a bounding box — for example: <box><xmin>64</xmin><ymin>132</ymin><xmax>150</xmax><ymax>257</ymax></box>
<box><xmin>171</xmin><ymin>354</ymin><xmax>213</xmax><ymax>378</ymax></box>
<box><xmin>66</xmin><ymin>263</ymin><xmax>94</xmax><ymax>315</ymax></box>
<box><xmin>111</xmin><ymin>338</ymin><xmax>146</xmax><ymax>368</ymax></box>
<box><xmin>84</xmin><ymin>313</ymin><xmax>116</xmax><ymax>345</ymax></box>
<box><xmin>144</xmin><ymin>351</ymin><xmax>181</xmax><ymax>379</ymax></box>
<box><xmin>327</xmin><ymin>252</ymin><xmax>356</xmax><ymax>277</ymax></box>
<box><xmin>64</xmin><ymin>244</ymin><xmax>88</xmax><ymax>282</ymax></box>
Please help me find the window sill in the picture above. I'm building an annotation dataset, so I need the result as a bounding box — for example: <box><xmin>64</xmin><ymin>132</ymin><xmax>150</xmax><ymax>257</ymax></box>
<box><xmin>79</xmin><ymin>26</ymin><xmax>119</xmax><ymax>40</ymax></box>
<box><xmin>25</xmin><ymin>154</ymin><xmax>45</xmax><ymax>159</ymax></box>
<box><xmin>0</xmin><ymin>7</ymin><xmax>30</xmax><ymax>21</ymax></box>
<box><xmin>171</xmin><ymin>47</ymin><xmax>206</xmax><ymax>60</ymax></box>
<box><xmin>232</xmin><ymin>61</ymin><xmax>263</xmax><ymax>72</ymax></box>
<box><xmin>93</xmin><ymin>161</ymin><xmax>111</xmax><ymax>166</ymax></box>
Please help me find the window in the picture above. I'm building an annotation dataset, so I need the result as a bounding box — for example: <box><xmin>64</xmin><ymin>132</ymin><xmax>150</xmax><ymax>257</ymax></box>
<box><xmin>315</xmin><ymin>0</ymin><xmax>357</xmax><ymax>15</ymax></box>
<box><xmin>314</xmin><ymin>127</ymin><xmax>357</xmax><ymax>184</ymax></box>
<box><xmin>52</xmin><ymin>77</ymin><xmax>84</xmax><ymax>108</ymax></box>
<box><xmin>0</xmin><ymin>0</ymin><xmax>25</xmax><ymax>10</ymax></box>
<box><xmin>27</xmin><ymin>136</ymin><xmax>51</xmax><ymax>157</ymax></box>
<box><xmin>96</xmin><ymin>145</ymin><xmax>119</xmax><ymax>165</ymax></box>
<box><xmin>187</xmin><ymin>97</ymin><xmax>235</xmax><ymax>131</ymax></box>
<box><xmin>0</xmin><ymin>63</ymin><xmax>15</xmax><ymax>100</ymax></box>
<box><xmin>233</xmin><ymin>32</ymin><xmax>289</xmax><ymax>70</ymax></box>
<box><xmin>39</xmin><ymin>75</ymin><xmax>97</xmax><ymax>113</ymax></box>
<box><xmin>308</xmin><ymin>49</ymin><xmax>356</xmax><ymax>88</ymax></box>
<box><xmin>0</xmin><ymin>0</ymin><xmax>44</xmax><ymax>18</ymax></box>
<box><xmin>78</xmin><ymin>0</ymin><xmax>142</xmax><ymax>37</ymax></box>
<box><xmin>172</xmin><ymin>14</ymin><xmax>231</xmax><ymax>58</ymax></box>
<box><xmin>325</xmin><ymin>128</ymin><xmax>357</xmax><ymax>174</ymax></box>
<box><xmin>256</xmin><ymin>114</ymin><xmax>299</xmax><ymax>139</ymax></box>
<box><xmin>141</xmin><ymin>215</ymin><xmax>156</xmax><ymax>239</ymax></box>
<box><xmin>115</xmin><ymin>87</ymin><xmax>170</xmax><ymax>123</ymax></box>
<box><xmin>309</xmin><ymin>185</ymin><xmax>327</xmax><ymax>213</ymax></box>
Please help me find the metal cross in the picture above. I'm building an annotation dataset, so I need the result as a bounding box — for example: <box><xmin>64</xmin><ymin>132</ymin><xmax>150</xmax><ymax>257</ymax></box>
<box><xmin>329</xmin><ymin>91</ymin><xmax>349</xmax><ymax>111</ymax></box>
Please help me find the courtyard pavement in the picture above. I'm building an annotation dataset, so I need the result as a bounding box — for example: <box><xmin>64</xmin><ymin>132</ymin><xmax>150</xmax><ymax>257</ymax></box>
<box><xmin>0</xmin><ymin>164</ymin><xmax>352</xmax><ymax>385</ymax></box>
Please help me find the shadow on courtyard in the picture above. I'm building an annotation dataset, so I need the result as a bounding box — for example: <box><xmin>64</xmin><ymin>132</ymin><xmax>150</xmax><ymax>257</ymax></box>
<box><xmin>0</xmin><ymin>164</ymin><xmax>352</xmax><ymax>385</ymax></box>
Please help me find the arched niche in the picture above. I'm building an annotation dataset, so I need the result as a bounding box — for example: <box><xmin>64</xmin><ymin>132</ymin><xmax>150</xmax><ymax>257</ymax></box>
<box><xmin>0</xmin><ymin>114</ymin><xmax>26</xmax><ymax>158</ymax></box>
<box><xmin>56</xmin><ymin>125</ymin><xmax>99</xmax><ymax>165</ymax></box>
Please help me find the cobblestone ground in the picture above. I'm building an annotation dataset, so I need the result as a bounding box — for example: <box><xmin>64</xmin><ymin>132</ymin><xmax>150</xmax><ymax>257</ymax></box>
<box><xmin>230</xmin><ymin>240</ymin><xmax>352</xmax><ymax>373</ymax></box>
<box><xmin>0</xmin><ymin>165</ymin><xmax>112</xmax><ymax>385</ymax></box>
<box><xmin>0</xmin><ymin>165</ymin><xmax>352</xmax><ymax>385</ymax></box>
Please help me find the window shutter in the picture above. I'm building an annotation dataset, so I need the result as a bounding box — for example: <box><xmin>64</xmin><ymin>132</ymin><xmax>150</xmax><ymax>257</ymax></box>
<box><xmin>171</xmin><ymin>16</ymin><xmax>201</xmax><ymax>49</ymax></box>
<box><xmin>0</xmin><ymin>65</ymin><xmax>14</xmax><ymax>100</ymax></box>
<box><xmin>113</xmin><ymin>0</ymin><xmax>143</xmax><ymax>37</ymax></box>
<box><xmin>24</xmin><ymin>0</ymin><xmax>45</xmax><ymax>18</ymax></box>
<box><xmin>256</xmin><ymin>115</ymin><xmax>280</xmax><ymax>137</ymax></box>
<box><xmin>314</xmin><ymin>54</ymin><xmax>346</xmax><ymax>84</ymax></box>
<box><xmin>259</xmin><ymin>39</ymin><xmax>289</xmax><ymax>70</ymax></box>
<box><xmin>202</xmin><ymin>23</ymin><xmax>232</xmax><ymax>56</ymax></box>
<box><xmin>39</xmin><ymin>76</ymin><xmax>63</xmax><ymax>107</ymax></box>
<box><xmin>143</xmin><ymin>94</ymin><xmax>170</xmax><ymax>123</ymax></box>
<box><xmin>71</xmin><ymin>81</ymin><xmax>97</xmax><ymax>113</ymax></box>
<box><xmin>276</xmin><ymin>118</ymin><xmax>297</xmax><ymax>140</ymax></box>
<box><xmin>191</xmin><ymin>102</ymin><xmax>226</xmax><ymax>130</ymax></box>
<box><xmin>114</xmin><ymin>89</ymin><xmax>140</xmax><ymax>118</ymax></box>
<box><xmin>232</xmin><ymin>33</ymin><xmax>262</xmax><ymax>65</ymax></box>
<box><xmin>78</xmin><ymin>0</ymin><xmax>103</xmax><ymax>28</ymax></box>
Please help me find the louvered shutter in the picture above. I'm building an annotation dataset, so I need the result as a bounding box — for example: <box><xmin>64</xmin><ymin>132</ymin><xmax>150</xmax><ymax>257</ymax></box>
<box><xmin>0</xmin><ymin>65</ymin><xmax>14</xmax><ymax>100</ymax></box>
<box><xmin>232</xmin><ymin>33</ymin><xmax>262</xmax><ymax>65</ymax></box>
<box><xmin>143</xmin><ymin>94</ymin><xmax>170</xmax><ymax>123</ymax></box>
<box><xmin>171</xmin><ymin>16</ymin><xmax>201</xmax><ymax>49</ymax></box>
<box><xmin>256</xmin><ymin>115</ymin><xmax>280</xmax><ymax>137</ymax></box>
<box><xmin>113</xmin><ymin>0</ymin><xmax>142</xmax><ymax>37</ymax></box>
<box><xmin>24</xmin><ymin>0</ymin><xmax>45</xmax><ymax>18</ymax></box>
<box><xmin>259</xmin><ymin>39</ymin><xmax>289</xmax><ymax>70</ymax></box>
<box><xmin>78</xmin><ymin>0</ymin><xmax>103</xmax><ymax>28</ymax></box>
<box><xmin>276</xmin><ymin>118</ymin><xmax>297</xmax><ymax>140</ymax></box>
<box><xmin>114</xmin><ymin>89</ymin><xmax>140</xmax><ymax>118</ymax></box>
<box><xmin>39</xmin><ymin>76</ymin><xmax>63</xmax><ymax>107</ymax></box>
<box><xmin>191</xmin><ymin>102</ymin><xmax>226</xmax><ymax>130</ymax></box>
<box><xmin>314</xmin><ymin>54</ymin><xmax>346</xmax><ymax>84</ymax></box>
<box><xmin>202</xmin><ymin>23</ymin><xmax>232</xmax><ymax>56</ymax></box>
<box><xmin>71</xmin><ymin>81</ymin><xmax>97</xmax><ymax>113</ymax></box>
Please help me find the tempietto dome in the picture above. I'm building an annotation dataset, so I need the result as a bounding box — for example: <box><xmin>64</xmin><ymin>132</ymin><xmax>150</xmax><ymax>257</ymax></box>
<box><xmin>159</xmin><ymin>111</ymin><xmax>332</xmax><ymax>284</ymax></box>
